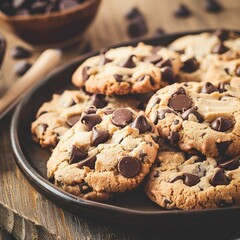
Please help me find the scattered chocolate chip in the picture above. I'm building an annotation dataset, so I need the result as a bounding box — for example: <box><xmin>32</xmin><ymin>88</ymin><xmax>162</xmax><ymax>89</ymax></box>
<box><xmin>212</xmin><ymin>43</ymin><xmax>229</xmax><ymax>54</ymax></box>
<box><xmin>15</xmin><ymin>61</ymin><xmax>32</xmax><ymax>76</ymax></box>
<box><xmin>204</xmin><ymin>0</ymin><xmax>223</xmax><ymax>13</ymax></box>
<box><xmin>36</xmin><ymin>123</ymin><xmax>48</xmax><ymax>135</ymax></box>
<box><xmin>168</xmin><ymin>94</ymin><xmax>192</xmax><ymax>112</ymax></box>
<box><xmin>81</xmin><ymin>114</ymin><xmax>102</xmax><ymax>131</ymax></box>
<box><xmin>158</xmin><ymin>109</ymin><xmax>175</xmax><ymax>120</ymax></box>
<box><xmin>91</xmin><ymin>127</ymin><xmax>109</xmax><ymax>146</ymax></box>
<box><xmin>127</xmin><ymin>17</ymin><xmax>148</xmax><ymax>38</ymax></box>
<box><xmin>82</xmin><ymin>66</ymin><xmax>90</xmax><ymax>82</ymax></box>
<box><xmin>174</xmin><ymin>4</ymin><xmax>191</xmax><ymax>18</ymax></box>
<box><xmin>173</xmin><ymin>119</ymin><xmax>179</xmax><ymax>125</ymax></box>
<box><xmin>11</xmin><ymin>46</ymin><xmax>31</xmax><ymax>59</ymax></box>
<box><xmin>119</xmin><ymin>55</ymin><xmax>136</xmax><ymax>68</ymax></box>
<box><xmin>216</xmin><ymin>141</ymin><xmax>232</xmax><ymax>155</ymax></box>
<box><xmin>168</xmin><ymin>131</ymin><xmax>180</xmax><ymax>145</ymax></box>
<box><xmin>118</xmin><ymin>156</ymin><xmax>141</xmax><ymax>178</ymax></box>
<box><xmin>201</xmin><ymin>82</ymin><xmax>218</xmax><ymax>94</ymax></box>
<box><xmin>183</xmin><ymin>173</ymin><xmax>200</xmax><ymax>186</ymax></box>
<box><xmin>125</xmin><ymin>7</ymin><xmax>142</xmax><ymax>20</ymax></box>
<box><xmin>89</xmin><ymin>94</ymin><xmax>107</xmax><ymax>109</ymax></box>
<box><xmin>77</xmin><ymin>155</ymin><xmax>97</xmax><ymax>169</ymax></box>
<box><xmin>218</xmin><ymin>82</ymin><xmax>229</xmax><ymax>93</ymax></box>
<box><xmin>184</xmin><ymin>149</ymin><xmax>207</xmax><ymax>161</ymax></box>
<box><xmin>111</xmin><ymin>108</ymin><xmax>133</xmax><ymax>127</ymax></box>
<box><xmin>84</xmin><ymin>105</ymin><xmax>97</xmax><ymax>114</ymax></box>
<box><xmin>211</xmin><ymin>117</ymin><xmax>232</xmax><ymax>132</ymax></box>
<box><xmin>114</xmin><ymin>74</ymin><xmax>123</xmax><ymax>82</ymax></box>
<box><xmin>235</xmin><ymin>66</ymin><xmax>240</xmax><ymax>77</ymax></box>
<box><xmin>170</xmin><ymin>175</ymin><xmax>183</xmax><ymax>183</ymax></box>
<box><xmin>176</xmin><ymin>49</ymin><xmax>185</xmax><ymax>55</ymax></box>
<box><xmin>218</xmin><ymin>156</ymin><xmax>239</xmax><ymax>170</ymax></box>
<box><xmin>172</xmin><ymin>87</ymin><xmax>186</xmax><ymax>96</ymax></box>
<box><xmin>99</xmin><ymin>54</ymin><xmax>113</xmax><ymax>66</ymax></box>
<box><xmin>144</xmin><ymin>55</ymin><xmax>163</xmax><ymax>64</ymax></box>
<box><xmin>130</xmin><ymin>115</ymin><xmax>152</xmax><ymax>133</ymax></box>
<box><xmin>154</xmin><ymin>27</ymin><xmax>165</xmax><ymax>36</ymax></box>
<box><xmin>69</xmin><ymin>145</ymin><xmax>88</xmax><ymax>164</ymax></box>
<box><xmin>161</xmin><ymin>67</ymin><xmax>175</xmax><ymax>84</ymax></box>
<box><xmin>0</xmin><ymin>33</ymin><xmax>6</xmax><ymax>68</ymax></box>
<box><xmin>182</xmin><ymin>107</ymin><xmax>204</xmax><ymax>122</ymax></box>
<box><xmin>67</xmin><ymin>114</ymin><xmax>81</xmax><ymax>127</ymax></box>
<box><xmin>181</xmin><ymin>57</ymin><xmax>199</xmax><ymax>73</ymax></box>
<box><xmin>214</xmin><ymin>29</ymin><xmax>229</xmax><ymax>41</ymax></box>
<box><xmin>79</xmin><ymin>182</ymin><xmax>92</xmax><ymax>194</ymax></box>
<box><xmin>210</xmin><ymin>168</ymin><xmax>230</xmax><ymax>186</ymax></box>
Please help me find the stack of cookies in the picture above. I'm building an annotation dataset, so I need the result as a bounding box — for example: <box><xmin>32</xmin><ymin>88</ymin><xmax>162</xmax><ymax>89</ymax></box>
<box><xmin>31</xmin><ymin>29</ymin><xmax>240</xmax><ymax>210</ymax></box>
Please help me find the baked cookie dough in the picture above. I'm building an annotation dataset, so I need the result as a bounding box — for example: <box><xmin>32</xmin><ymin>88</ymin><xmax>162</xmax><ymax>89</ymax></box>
<box><xmin>72</xmin><ymin>42</ymin><xmax>181</xmax><ymax>95</ymax></box>
<box><xmin>146</xmin><ymin>81</ymin><xmax>240</xmax><ymax>157</ymax></box>
<box><xmin>47</xmin><ymin>107</ymin><xmax>159</xmax><ymax>199</ymax></box>
<box><xmin>145</xmin><ymin>143</ymin><xmax>240</xmax><ymax>210</ymax></box>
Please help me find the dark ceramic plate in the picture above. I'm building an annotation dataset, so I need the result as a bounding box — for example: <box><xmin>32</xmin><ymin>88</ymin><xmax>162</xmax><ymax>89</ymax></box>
<box><xmin>10</xmin><ymin>30</ymin><xmax>240</xmax><ymax>226</ymax></box>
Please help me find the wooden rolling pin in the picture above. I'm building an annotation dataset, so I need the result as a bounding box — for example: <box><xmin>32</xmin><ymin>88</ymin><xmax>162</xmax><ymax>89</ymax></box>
<box><xmin>0</xmin><ymin>48</ymin><xmax>62</xmax><ymax>120</ymax></box>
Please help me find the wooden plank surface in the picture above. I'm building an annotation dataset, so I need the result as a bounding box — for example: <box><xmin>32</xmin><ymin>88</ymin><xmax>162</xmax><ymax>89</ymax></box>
<box><xmin>0</xmin><ymin>0</ymin><xmax>240</xmax><ymax>239</ymax></box>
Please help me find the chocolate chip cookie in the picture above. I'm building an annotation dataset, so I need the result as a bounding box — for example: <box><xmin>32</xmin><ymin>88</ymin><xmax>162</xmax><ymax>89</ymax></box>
<box><xmin>146</xmin><ymin>81</ymin><xmax>240</xmax><ymax>157</ymax></box>
<box><xmin>47</xmin><ymin>108</ymin><xmax>159</xmax><ymax>199</ymax></box>
<box><xmin>72</xmin><ymin>42</ymin><xmax>181</xmax><ymax>95</ymax></box>
<box><xmin>169</xmin><ymin>30</ymin><xmax>240</xmax><ymax>84</ymax></box>
<box><xmin>31</xmin><ymin>89</ymin><xmax>149</xmax><ymax>150</ymax></box>
<box><xmin>145</xmin><ymin>143</ymin><xmax>240</xmax><ymax>210</ymax></box>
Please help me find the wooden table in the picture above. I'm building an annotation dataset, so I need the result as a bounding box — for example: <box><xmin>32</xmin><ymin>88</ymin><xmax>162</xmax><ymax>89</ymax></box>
<box><xmin>0</xmin><ymin>0</ymin><xmax>240</xmax><ymax>239</ymax></box>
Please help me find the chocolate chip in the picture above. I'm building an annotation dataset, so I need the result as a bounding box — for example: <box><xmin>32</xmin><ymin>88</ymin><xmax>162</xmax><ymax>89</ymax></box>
<box><xmin>172</xmin><ymin>87</ymin><xmax>186</xmax><ymax>96</ymax></box>
<box><xmin>174</xmin><ymin>4</ymin><xmax>191</xmax><ymax>18</ymax></box>
<box><xmin>218</xmin><ymin>82</ymin><xmax>229</xmax><ymax>93</ymax></box>
<box><xmin>204</xmin><ymin>0</ymin><xmax>223</xmax><ymax>13</ymax></box>
<box><xmin>79</xmin><ymin>182</ymin><xmax>92</xmax><ymax>194</ymax></box>
<box><xmin>218</xmin><ymin>156</ymin><xmax>239</xmax><ymax>170</ymax></box>
<box><xmin>153</xmin><ymin>171</ymin><xmax>160</xmax><ymax>178</ymax></box>
<box><xmin>183</xmin><ymin>173</ymin><xmax>200</xmax><ymax>186</ymax></box>
<box><xmin>89</xmin><ymin>94</ymin><xmax>107</xmax><ymax>109</ymax></box>
<box><xmin>114</xmin><ymin>74</ymin><xmax>123</xmax><ymax>82</ymax></box>
<box><xmin>91</xmin><ymin>127</ymin><xmax>109</xmax><ymax>146</ymax></box>
<box><xmin>173</xmin><ymin>119</ymin><xmax>179</xmax><ymax>125</ymax></box>
<box><xmin>0</xmin><ymin>33</ymin><xmax>6</xmax><ymax>68</ymax></box>
<box><xmin>181</xmin><ymin>57</ymin><xmax>199</xmax><ymax>73</ymax></box>
<box><xmin>127</xmin><ymin>17</ymin><xmax>148</xmax><ymax>38</ymax></box>
<box><xmin>118</xmin><ymin>156</ymin><xmax>141</xmax><ymax>178</ymax></box>
<box><xmin>69</xmin><ymin>145</ymin><xmax>88</xmax><ymax>164</ymax></box>
<box><xmin>67</xmin><ymin>114</ymin><xmax>81</xmax><ymax>127</ymax></box>
<box><xmin>168</xmin><ymin>94</ymin><xmax>192</xmax><ymax>112</ymax></box>
<box><xmin>77</xmin><ymin>155</ymin><xmax>97</xmax><ymax>169</ymax></box>
<box><xmin>11</xmin><ymin>46</ymin><xmax>31</xmax><ymax>59</ymax></box>
<box><xmin>210</xmin><ymin>168</ymin><xmax>230</xmax><ymax>186</ymax></box>
<box><xmin>216</xmin><ymin>141</ymin><xmax>232</xmax><ymax>155</ymax></box>
<box><xmin>158</xmin><ymin>109</ymin><xmax>175</xmax><ymax>120</ymax></box>
<box><xmin>15</xmin><ymin>60</ymin><xmax>32</xmax><ymax>76</ymax></box>
<box><xmin>82</xmin><ymin>66</ymin><xmax>90</xmax><ymax>82</ymax></box>
<box><xmin>161</xmin><ymin>67</ymin><xmax>175</xmax><ymax>84</ymax></box>
<box><xmin>119</xmin><ymin>55</ymin><xmax>136</xmax><ymax>68</ymax></box>
<box><xmin>214</xmin><ymin>29</ymin><xmax>229</xmax><ymax>41</ymax></box>
<box><xmin>36</xmin><ymin>123</ymin><xmax>48</xmax><ymax>135</ymax></box>
<box><xmin>81</xmin><ymin>114</ymin><xmax>102</xmax><ymax>131</ymax></box>
<box><xmin>201</xmin><ymin>82</ymin><xmax>218</xmax><ymax>94</ymax></box>
<box><xmin>125</xmin><ymin>7</ymin><xmax>142</xmax><ymax>20</ymax></box>
<box><xmin>130</xmin><ymin>115</ymin><xmax>152</xmax><ymax>134</ymax></box>
<box><xmin>156</xmin><ymin>59</ymin><xmax>172</xmax><ymax>68</ymax></box>
<box><xmin>111</xmin><ymin>108</ymin><xmax>133</xmax><ymax>127</ymax></box>
<box><xmin>182</xmin><ymin>107</ymin><xmax>204</xmax><ymax>122</ymax></box>
<box><xmin>99</xmin><ymin>54</ymin><xmax>113</xmax><ymax>66</ymax></box>
<box><xmin>144</xmin><ymin>55</ymin><xmax>162</xmax><ymax>64</ymax></box>
<box><xmin>212</xmin><ymin>43</ymin><xmax>229</xmax><ymax>54</ymax></box>
<box><xmin>154</xmin><ymin>27</ymin><xmax>165</xmax><ymax>36</ymax></box>
<box><xmin>137</xmin><ymin>75</ymin><xmax>155</xmax><ymax>86</ymax></box>
<box><xmin>236</xmin><ymin>66</ymin><xmax>240</xmax><ymax>77</ymax></box>
<box><xmin>170</xmin><ymin>175</ymin><xmax>183</xmax><ymax>183</ymax></box>
<box><xmin>84</xmin><ymin>105</ymin><xmax>97</xmax><ymax>114</ymax></box>
<box><xmin>168</xmin><ymin>131</ymin><xmax>180</xmax><ymax>145</ymax></box>
<box><xmin>211</xmin><ymin>117</ymin><xmax>232</xmax><ymax>132</ymax></box>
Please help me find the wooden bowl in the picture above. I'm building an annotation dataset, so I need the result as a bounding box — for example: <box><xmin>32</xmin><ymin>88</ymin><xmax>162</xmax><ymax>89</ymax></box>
<box><xmin>0</xmin><ymin>0</ymin><xmax>101</xmax><ymax>45</ymax></box>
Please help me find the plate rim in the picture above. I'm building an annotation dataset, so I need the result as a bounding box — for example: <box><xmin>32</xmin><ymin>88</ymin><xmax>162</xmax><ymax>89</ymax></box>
<box><xmin>10</xmin><ymin>29</ymin><xmax>240</xmax><ymax>225</ymax></box>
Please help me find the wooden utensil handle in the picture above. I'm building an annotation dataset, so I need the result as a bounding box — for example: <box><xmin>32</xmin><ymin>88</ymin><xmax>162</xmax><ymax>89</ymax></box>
<box><xmin>0</xmin><ymin>49</ymin><xmax>62</xmax><ymax>115</ymax></box>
